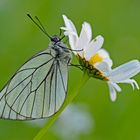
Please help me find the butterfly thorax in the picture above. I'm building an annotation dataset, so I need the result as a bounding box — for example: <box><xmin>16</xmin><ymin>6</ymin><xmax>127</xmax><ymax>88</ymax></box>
<box><xmin>49</xmin><ymin>36</ymin><xmax>72</xmax><ymax>64</ymax></box>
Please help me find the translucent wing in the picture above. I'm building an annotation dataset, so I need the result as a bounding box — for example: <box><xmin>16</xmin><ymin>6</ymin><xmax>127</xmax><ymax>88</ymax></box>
<box><xmin>0</xmin><ymin>86</ymin><xmax>29</xmax><ymax>120</ymax></box>
<box><xmin>37</xmin><ymin>60</ymin><xmax>68</xmax><ymax>117</ymax></box>
<box><xmin>0</xmin><ymin>47</ymin><xmax>68</xmax><ymax>120</ymax></box>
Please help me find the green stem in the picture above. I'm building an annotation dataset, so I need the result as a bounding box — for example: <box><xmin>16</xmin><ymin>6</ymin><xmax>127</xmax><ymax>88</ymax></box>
<box><xmin>33</xmin><ymin>73</ymin><xmax>90</xmax><ymax>140</ymax></box>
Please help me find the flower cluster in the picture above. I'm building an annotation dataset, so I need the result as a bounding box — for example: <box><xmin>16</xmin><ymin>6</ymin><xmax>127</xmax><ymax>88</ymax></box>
<box><xmin>61</xmin><ymin>15</ymin><xmax>140</xmax><ymax>101</ymax></box>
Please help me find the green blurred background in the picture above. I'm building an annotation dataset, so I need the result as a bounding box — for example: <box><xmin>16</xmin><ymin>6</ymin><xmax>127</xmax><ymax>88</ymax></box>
<box><xmin>0</xmin><ymin>0</ymin><xmax>140</xmax><ymax>140</ymax></box>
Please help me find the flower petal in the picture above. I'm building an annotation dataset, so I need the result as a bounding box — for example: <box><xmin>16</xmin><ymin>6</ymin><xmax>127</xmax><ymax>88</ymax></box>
<box><xmin>110</xmin><ymin>82</ymin><xmax>122</xmax><ymax>92</ymax></box>
<box><xmin>94</xmin><ymin>61</ymin><xmax>111</xmax><ymax>74</ymax></box>
<box><xmin>76</xmin><ymin>22</ymin><xmax>92</xmax><ymax>56</ymax></box>
<box><xmin>108</xmin><ymin>60</ymin><xmax>140</xmax><ymax>82</ymax></box>
<box><xmin>61</xmin><ymin>28</ymin><xmax>77</xmax><ymax>36</ymax></box>
<box><xmin>107</xmin><ymin>82</ymin><xmax>117</xmax><ymax>101</ymax></box>
<box><xmin>62</xmin><ymin>15</ymin><xmax>78</xmax><ymax>52</ymax></box>
<box><xmin>96</xmin><ymin>49</ymin><xmax>113</xmax><ymax>67</ymax></box>
<box><xmin>85</xmin><ymin>35</ymin><xmax>104</xmax><ymax>60</ymax></box>
<box><xmin>62</xmin><ymin>15</ymin><xmax>77</xmax><ymax>34</ymax></box>
<box><xmin>82</xmin><ymin>22</ymin><xmax>92</xmax><ymax>43</ymax></box>
<box><xmin>118</xmin><ymin>79</ymin><xmax>139</xmax><ymax>90</ymax></box>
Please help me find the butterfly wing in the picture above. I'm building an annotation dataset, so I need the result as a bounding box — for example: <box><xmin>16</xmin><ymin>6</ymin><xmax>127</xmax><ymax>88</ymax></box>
<box><xmin>0</xmin><ymin>86</ymin><xmax>29</xmax><ymax>120</ymax></box>
<box><xmin>0</xmin><ymin>47</ymin><xmax>68</xmax><ymax>120</ymax></box>
<box><xmin>39</xmin><ymin>60</ymin><xmax>68</xmax><ymax>118</ymax></box>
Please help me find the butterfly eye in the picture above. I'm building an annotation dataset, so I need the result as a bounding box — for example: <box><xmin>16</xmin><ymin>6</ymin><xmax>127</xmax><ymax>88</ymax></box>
<box><xmin>51</xmin><ymin>36</ymin><xmax>60</xmax><ymax>43</ymax></box>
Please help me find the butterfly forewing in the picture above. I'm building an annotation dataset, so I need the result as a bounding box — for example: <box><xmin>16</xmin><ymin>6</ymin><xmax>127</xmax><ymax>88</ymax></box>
<box><xmin>0</xmin><ymin>44</ymin><xmax>70</xmax><ymax>120</ymax></box>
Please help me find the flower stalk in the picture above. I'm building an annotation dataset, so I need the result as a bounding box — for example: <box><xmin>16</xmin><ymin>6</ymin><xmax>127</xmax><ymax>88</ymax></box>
<box><xmin>33</xmin><ymin>72</ymin><xmax>90</xmax><ymax>140</ymax></box>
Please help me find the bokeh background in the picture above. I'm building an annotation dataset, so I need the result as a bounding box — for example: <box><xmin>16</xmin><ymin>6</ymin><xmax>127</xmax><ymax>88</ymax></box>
<box><xmin>0</xmin><ymin>0</ymin><xmax>140</xmax><ymax>140</ymax></box>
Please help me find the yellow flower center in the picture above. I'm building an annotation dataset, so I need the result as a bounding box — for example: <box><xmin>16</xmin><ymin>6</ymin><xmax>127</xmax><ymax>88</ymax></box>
<box><xmin>77</xmin><ymin>54</ymin><xmax>109</xmax><ymax>81</ymax></box>
<box><xmin>89</xmin><ymin>53</ymin><xmax>103</xmax><ymax>65</ymax></box>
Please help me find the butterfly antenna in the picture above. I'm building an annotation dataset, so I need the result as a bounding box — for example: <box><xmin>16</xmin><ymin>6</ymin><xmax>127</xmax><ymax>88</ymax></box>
<box><xmin>27</xmin><ymin>14</ymin><xmax>52</xmax><ymax>39</ymax></box>
<box><xmin>34</xmin><ymin>16</ymin><xmax>51</xmax><ymax>37</ymax></box>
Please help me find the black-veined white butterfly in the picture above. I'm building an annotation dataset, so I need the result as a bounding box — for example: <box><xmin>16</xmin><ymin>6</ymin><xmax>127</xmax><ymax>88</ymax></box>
<box><xmin>0</xmin><ymin>14</ymin><xmax>72</xmax><ymax>120</ymax></box>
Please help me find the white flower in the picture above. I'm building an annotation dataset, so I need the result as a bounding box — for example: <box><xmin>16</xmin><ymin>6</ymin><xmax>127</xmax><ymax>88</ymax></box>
<box><xmin>95</xmin><ymin>58</ymin><xmax>140</xmax><ymax>101</ymax></box>
<box><xmin>61</xmin><ymin>15</ymin><xmax>140</xmax><ymax>101</ymax></box>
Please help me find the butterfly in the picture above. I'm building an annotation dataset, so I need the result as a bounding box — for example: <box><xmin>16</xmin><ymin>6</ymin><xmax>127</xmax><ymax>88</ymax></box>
<box><xmin>0</xmin><ymin>14</ymin><xmax>72</xmax><ymax>120</ymax></box>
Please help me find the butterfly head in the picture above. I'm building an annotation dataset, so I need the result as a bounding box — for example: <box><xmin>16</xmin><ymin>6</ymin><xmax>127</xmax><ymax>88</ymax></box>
<box><xmin>51</xmin><ymin>35</ymin><xmax>61</xmax><ymax>43</ymax></box>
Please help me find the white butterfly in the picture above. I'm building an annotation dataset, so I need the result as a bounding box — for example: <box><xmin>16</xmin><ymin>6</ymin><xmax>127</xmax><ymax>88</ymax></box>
<box><xmin>0</xmin><ymin>15</ymin><xmax>72</xmax><ymax>120</ymax></box>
